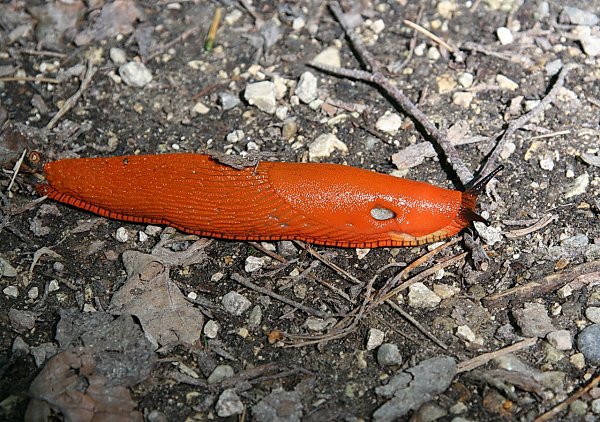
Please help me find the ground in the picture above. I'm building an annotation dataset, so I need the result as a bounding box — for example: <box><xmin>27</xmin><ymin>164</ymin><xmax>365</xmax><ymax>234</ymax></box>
<box><xmin>1</xmin><ymin>0</ymin><xmax>600</xmax><ymax>421</ymax></box>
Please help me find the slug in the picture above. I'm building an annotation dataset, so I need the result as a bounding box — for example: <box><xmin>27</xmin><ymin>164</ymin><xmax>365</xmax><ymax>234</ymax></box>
<box><xmin>36</xmin><ymin>153</ymin><xmax>502</xmax><ymax>248</ymax></box>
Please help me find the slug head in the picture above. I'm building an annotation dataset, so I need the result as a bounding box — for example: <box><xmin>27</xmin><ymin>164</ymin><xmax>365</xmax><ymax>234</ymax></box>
<box><xmin>458</xmin><ymin>165</ymin><xmax>504</xmax><ymax>226</ymax></box>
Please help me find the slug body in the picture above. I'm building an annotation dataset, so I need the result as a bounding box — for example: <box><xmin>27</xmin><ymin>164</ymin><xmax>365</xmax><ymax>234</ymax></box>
<box><xmin>36</xmin><ymin>153</ymin><xmax>488</xmax><ymax>248</ymax></box>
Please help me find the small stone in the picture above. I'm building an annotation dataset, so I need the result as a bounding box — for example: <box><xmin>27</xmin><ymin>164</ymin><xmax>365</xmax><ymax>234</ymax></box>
<box><xmin>561</xmin><ymin>234</ymin><xmax>589</xmax><ymax>248</ymax></box>
<box><xmin>293</xmin><ymin>283</ymin><xmax>307</xmax><ymax>299</ymax></box>
<box><xmin>203</xmin><ymin>320</ymin><xmax>219</xmax><ymax>338</ymax></box>
<box><xmin>545</xmin><ymin>59</ymin><xmax>563</xmax><ymax>76</ymax></box>
<box><xmin>592</xmin><ymin>398</ymin><xmax>600</xmax><ymax>414</ymax></box>
<box><xmin>0</xmin><ymin>257</ymin><xmax>17</xmax><ymax>277</ymax></box>
<box><xmin>275</xmin><ymin>106</ymin><xmax>288</xmax><ymax>120</ymax></box>
<box><xmin>513</xmin><ymin>302</ymin><xmax>555</xmax><ymax>337</ymax></box>
<box><xmin>207</xmin><ymin>364</ymin><xmax>234</xmax><ymax>384</ymax></box>
<box><xmin>564</xmin><ymin>173</ymin><xmax>589</xmax><ymax>198</ymax></box>
<box><xmin>252</xmin><ymin>390</ymin><xmax>303</xmax><ymax>422</ymax></box>
<box><xmin>539</xmin><ymin>154</ymin><xmax>554</xmax><ymax>171</ymax></box>
<box><xmin>375</xmin><ymin>111</ymin><xmax>403</xmax><ymax>133</ymax></box>
<box><xmin>496</xmin><ymin>74</ymin><xmax>518</xmax><ymax>90</ymax></box>
<box><xmin>244</xmin><ymin>256</ymin><xmax>266</xmax><ymax>273</ymax></box>
<box><xmin>427</xmin><ymin>46</ymin><xmax>440</xmax><ymax>61</ymax></box>
<box><xmin>28</xmin><ymin>287</ymin><xmax>39</xmax><ymax>300</ymax></box>
<box><xmin>408</xmin><ymin>282</ymin><xmax>441</xmax><ymax>308</ymax></box>
<box><xmin>570</xmin><ymin>352</ymin><xmax>586</xmax><ymax>369</ymax></box>
<box><xmin>456</xmin><ymin>325</ymin><xmax>477</xmax><ymax>343</ymax></box>
<box><xmin>412</xmin><ymin>401</ymin><xmax>448</xmax><ymax>421</ymax></box>
<box><xmin>216</xmin><ymin>388</ymin><xmax>244</xmax><ymax>417</ymax></box>
<box><xmin>433</xmin><ymin>283</ymin><xmax>460</xmax><ymax>299</ymax></box>
<box><xmin>219</xmin><ymin>92</ymin><xmax>241</xmax><ymax>110</ymax></box>
<box><xmin>308</xmin><ymin>133</ymin><xmax>348</xmax><ymax>160</ymax></box>
<box><xmin>370</xmin><ymin>19</ymin><xmax>385</xmax><ymax>34</ymax></box>
<box><xmin>458</xmin><ymin>72</ymin><xmax>474</xmax><ymax>88</ymax></box>
<box><xmin>292</xmin><ymin>16</ymin><xmax>305</xmax><ymax>31</ymax></box>
<box><xmin>313</xmin><ymin>46</ymin><xmax>341</xmax><ymax>68</ymax></box>
<box><xmin>192</xmin><ymin>102</ymin><xmax>209</xmax><ymax>114</ymax></box>
<box><xmin>366</xmin><ymin>328</ymin><xmax>385</xmax><ymax>351</ymax></box>
<box><xmin>500</xmin><ymin>142</ymin><xmax>516</xmax><ymax>159</ymax></box>
<box><xmin>436</xmin><ymin>74</ymin><xmax>456</xmax><ymax>93</ymax></box>
<box><xmin>561</xmin><ymin>6</ymin><xmax>598</xmax><ymax>26</ymax></box>
<box><xmin>580</xmin><ymin>35</ymin><xmax>600</xmax><ymax>57</ymax></box>
<box><xmin>109</xmin><ymin>47</ymin><xmax>127</xmax><ymax>65</ymax></box>
<box><xmin>138</xmin><ymin>231</ymin><xmax>148</xmax><ymax>242</ymax></box>
<box><xmin>48</xmin><ymin>280</ymin><xmax>60</xmax><ymax>292</ymax></box>
<box><xmin>450</xmin><ymin>402</ymin><xmax>468</xmax><ymax>414</ymax></box>
<box><xmin>496</xmin><ymin>27</ymin><xmax>514</xmax><ymax>45</ymax></box>
<box><xmin>473</xmin><ymin>222</ymin><xmax>503</xmax><ymax>246</ymax></box>
<box><xmin>546</xmin><ymin>330</ymin><xmax>572</xmax><ymax>350</ymax></box>
<box><xmin>569</xmin><ymin>399</ymin><xmax>588</xmax><ymax>416</ymax></box>
<box><xmin>277</xmin><ymin>241</ymin><xmax>297</xmax><ymax>256</ymax></box>
<box><xmin>305</xmin><ymin>316</ymin><xmax>335</xmax><ymax>331</ymax></box>
<box><xmin>248</xmin><ymin>305</ymin><xmax>262</xmax><ymax>327</ymax></box>
<box><xmin>437</xmin><ymin>0</ymin><xmax>457</xmax><ymax>18</ymax></box>
<box><xmin>222</xmin><ymin>291</ymin><xmax>252</xmax><ymax>316</ymax></box>
<box><xmin>296</xmin><ymin>72</ymin><xmax>318</xmax><ymax>104</ymax></box>
<box><xmin>8</xmin><ymin>309</ymin><xmax>36</xmax><ymax>332</ymax></box>
<box><xmin>586</xmin><ymin>307</ymin><xmax>600</xmax><ymax>323</ymax></box>
<box><xmin>244</xmin><ymin>81</ymin><xmax>277</xmax><ymax>114</ymax></box>
<box><xmin>356</xmin><ymin>248</ymin><xmax>370</xmax><ymax>260</ymax></box>
<box><xmin>115</xmin><ymin>227</ymin><xmax>129</xmax><ymax>242</ymax></box>
<box><xmin>577</xmin><ymin>324</ymin><xmax>600</xmax><ymax>364</ymax></box>
<box><xmin>452</xmin><ymin>92</ymin><xmax>474</xmax><ymax>108</ymax></box>
<box><xmin>224</xmin><ymin>9</ymin><xmax>243</xmax><ymax>25</ymax></box>
<box><xmin>119</xmin><ymin>62</ymin><xmax>153</xmax><ymax>88</ymax></box>
<box><xmin>377</xmin><ymin>343</ymin><xmax>402</xmax><ymax>366</ymax></box>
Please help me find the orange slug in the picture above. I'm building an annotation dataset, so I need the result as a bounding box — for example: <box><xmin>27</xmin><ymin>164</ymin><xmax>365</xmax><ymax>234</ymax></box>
<box><xmin>36</xmin><ymin>153</ymin><xmax>501</xmax><ymax>248</ymax></box>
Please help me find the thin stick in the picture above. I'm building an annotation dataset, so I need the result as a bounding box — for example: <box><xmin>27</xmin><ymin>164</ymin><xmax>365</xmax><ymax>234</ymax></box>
<box><xmin>46</xmin><ymin>59</ymin><xmax>96</xmax><ymax>130</ymax></box>
<box><xmin>247</xmin><ymin>241</ymin><xmax>287</xmax><ymax>263</ymax></box>
<box><xmin>146</xmin><ymin>27</ymin><xmax>200</xmax><ymax>62</ymax></box>
<box><xmin>456</xmin><ymin>337</ymin><xmax>537</xmax><ymax>373</ymax></box>
<box><xmin>479</xmin><ymin>64</ymin><xmax>577</xmax><ymax>176</ymax></box>
<box><xmin>534</xmin><ymin>371</ymin><xmax>600</xmax><ymax>422</ymax></box>
<box><xmin>6</xmin><ymin>149</ymin><xmax>27</xmax><ymax>193</ymax></box>
<box><xmin>296</xmin><ymin>241</ymin><xmax>363</xmax><ymax>285</ymax></box>
<box><xmin>231</xmin><ymin>273</ymin><xmax>328</xmax><ymax>318</ymax></box>
<box><xmin>18</xmin><ymin>49</ymin><xmax>68</xmax><ymax>58</ymax></box>
<box><xmin>204</xmin><ymin>7</ymin><xmax>223</xmax><ymax>51</ymax></box>
<box><xmin>385</xmin><ymin>300</ymin><xmax>449</xmax><ymax>350</ymax></box>
<box><xmin>0</xmin><ymin>76</ymin><xmax>61</xmax><ymax>84</ymax></box>
<box><xmin>403</xmin><ymin>19</ymin><xmax>456</xmax><ymax>53</ymax></box>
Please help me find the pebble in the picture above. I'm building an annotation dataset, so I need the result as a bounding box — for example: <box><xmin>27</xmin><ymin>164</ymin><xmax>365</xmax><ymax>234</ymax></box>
<box><xmin>580</xmin><ymin>35</ymin><xmax>600</xmax><ymax>57</ymax></box>
<box><xmin>138</xmin><ymin>231</ymin><xmax>148</xmax><ymax>242</ymax></box>
<box><xmin>411</xmin><ymin>401</ymin><xmax>447</xmax><ymax>421</ymax></box>
<box><xmin>293</xmin><ymin>283</ymin><xmax>307</xmax><ymax>299</ymax></box>
<box><xmin>308</xmin><ymin>133</ymin><xmax>348</xmax><ymax>160</ymax></box>
<box><xmin>545</xmin><ymin>59</ymin><xmax>563</xmax><ymax>76</ymax></box>
<box><xmin>456</xmin><ymin>325</ymin><xmax>477</xmax><ymax>343</ymax></box>
<box><xmin>370</xmin><ymin>19</ymin><xmax>385</xmax><ymax>34</ymax></box>
<box><xmin>192</xmin><ymin>102</ymin><xmax>209</xmax><ymax>114</ymax></box>
<box><xmin>295</xmin><ymin>72</ymin><xmax>318</xmax><ymax>104</ymax></box>
<box><xmin>244</xmin><ymin>256</ymin><xmax>266</xmax><ymax>273</ymax></box>
<box><xmin>109</xmin><ymin>47</ymin><xmax>127</xmax><ymax>65</ymax></box>
<box><xmin>224</xmin><ymin>9</ymin><xmax>243</xmax><ymax>25</ymax></box>
<box><xmin>275</xmin><ymin>106</ymin><xmax>288</xmax><ymax>120</ymax></box>
<box><xmin>375</xmin><ymin>111</ymin><xmax>403</xmax><ymax>133</ymax></box>
<box><xmin>3</xmin><ymin>286</ymin><xmax>19</xmax><ymax>298</ymax></box>
<box><xmin>366</xmin><ymin>328</ymin><xmax>385</xmax><ymax>351</ymax></box>
<box><xmin>292</xmin><ymin>16</ymin><xmax>305</xmax><ymax>31</ymax></box>
<box><xmin>496</xmin><ymin>27</ymin><xmax>514</xmax><ymax>45</ymax></box>
<box><xmin>564</xmin><ymin>173</ymin><xmax>589</xmax><ymax>198</ymax></box>
<box><xmin>539</xmin><ymin>154</ymin><xmax>554</xmax><ymax>171</ymax></box>
<box><xmin>276</xmin><ymin>241</ymin><xmax>297</xmax><ymax>256</ymax></box>
<box><xmin>8</xmin><ymin>309</ymin><xmax>36</xmax><ymax>332</ymax></box>
<box><xmin>0</xmin><ymin>257</ymin><xmax>17</xmax><ymax>277</ymax></box>
<box><xmin>496</xmin><ymin>74</ymin><xmax>518</xmax><ymax>90</ymax></box>
<box><xmin>219</xmin><ymin>92</ymin><xmax>241</xmax><ymax>110</ymax></box>
<box><xmin>458</xmin><ymin>72</ymin><xmax>474</xmax><ymax>88</ymax></box>
<box><xmin>546</xmin><ymin>330</ymin><xmax>572</xmax><ymax>350</ymax></box>
<box><xmin>433</xmin><ymin>283</ymin><xmax>460</xmax><ymax>299</ymax></box>
<box><xmin>408</xmin><ymin>282</ymin><xmax>442</xmax><ymax>308</ymax></box>
<box><xmin>115</xmin><ymin>227</ymin><xmax>129</xmax><ymax>242</ymax></box>
<box><xmin>377</xmin><ymin>343</ymin><xmax>402</xmax><ymax>366</ymax></box>
<box><xmin>427</xmin><ymin>46</ymin><xmax>441</xmax><ymax>61</ymax></box>
<box><xmin>561</xmin><ymin>234</ymin><xmax>589</xmax><ymax>248</ymax></box>
<box><xmin>28</xmin><ymin>287</ymin><xmax>39</xmax><ymax>300</ymax></box>
<box><xmin>313</xmin><ymin>46</ymin><xmax>341</xmax><ymax>68</ymax></box>
<box><xmin>577</xmin><ymin>324</ymin><xmax>600</xmax><ymax>364</ymax></box>
<box><xmin>305</xmin><ymin>316</ymin><xmax>336</xmax><ymax>332</ymax></box>
<box><xmin>592</xmin><ymin>398</ymin><xmax>600</xmax><ymax>414</ymax></box>
<box><xmin>570</xmin><ymin>352</ymin><xmax>586</xmax><ymax>369</ymax></box>
<box><xmin>452</xmin><ymin>92</ymin><xmax>474</xmax><ymax>108</ymax></box>
<box><xmin>569</xmin><ymin>399</ymin><xmax>588</xmax><ymax>416</ymax></box>
<box><xmin>561</xmin><ymin>6</ymin><xmax>598</xmax><ymax>26</ymax></box>
<box><xmin>473</xmin><ymin>222</ymin><xmax>503</xmax><ymax>246</ymax></box>
<box><xmin>436</xmin><ymin>74</ymin><xmax>456</xmax><ymax>93</ymax></box>
<box><xmin>252</xmin><ymin>389</ymin><xmax>303</xmax><ymax>422</ymax></box>
<box><xmin>203</xmin><ymin>320</ymin><xmax>219</xmax><ymax>338</ymax></box>
<box><xmin>216</xmin><ymin>389</ymin><xmax>244</xmax><ymax>417</ymax></box>
<box><xmin>513</xmin><ymin>302</ymin><xmax>555</xmax><ymax>337</ymax></box>
<box><xmin>248</xmin><ymin>305</ymin><xmax>262</xmax><ymax>327</ymax></box>
<box><xmin>586</xmin><ymin>307</ymin><xmax>600</xmax><ymax>323</ymax></box>
<box><xmin>119</xmin><ymin>61</ymin><xmax>153</xmax><ymax>88</ymax></box>
<box><xmin>48</xmin><ymin>280</ymin><xmax>60</xmax><ymax>292</ymax></box>
<box><xmin>244</xmin><ymin>81</ymin><xmax>277</xmax><ymax>114</ymax></box>
<box><xmin>222</xmin><ymin>291</ymin><xmax>252</xmax><ymax>315</ymax></box>
<box><xmin>356</xmin><ymin>248</ymin><xmax>370</xmax><ymax>260</ymax></box>
<box><xmin>207</xmin><ymin>364</ymin><xmax>234</xmax><ymax>384</ymax></box>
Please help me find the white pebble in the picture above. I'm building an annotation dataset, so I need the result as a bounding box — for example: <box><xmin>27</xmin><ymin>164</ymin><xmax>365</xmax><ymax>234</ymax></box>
<box><xmin>296</xmin><ymin>72</ymin><xmax>318</xmax><ymax>104</ymax></box>
<box><xmin>308</xmin><ymin>133</ymin><xmax>348</xmax><ymax>160</ymax></box>
<box><xmin>408</xmin><ymin>282</ymin><xmax>441</xmax><ymax>308</ymax></box>
<box><xmin>244</xmin><ymin>81</ymin><xmax>277</xmax><ymax>114</ymax></box>
<box><xmin>313</xmin><ymin>46</ymin><xmax>341</xmax><ymax>68</ymax></box>
<box><xmin>192</xmin><ymin>102</ymin><xmax>210</xmax><ymax>114</ymax></box>
<box><xmin>28</xmin><ymin>287</ymin><xmax>39</xmax><ymax>299</ymax></box>
<box><xmin>292</xmin><ymin>16</ymin><xmax>305</xmax><ymax>31</ymax></box>
<box><xmin>496</xmin><ymin>74</ymin><xmax>519</xmax><ymax>90</ymax></box>
<box><xmin>496</xmin><ymin>27</ymin><xmax>514</xmax><ymax>45</ymax></box>
<box><xmin>452</xmin><ymin>92</ymin><xmax>474</xmax><ymax>108</ymax></box>
<box><xmin>222</xmin><ymin>291</ymin><xmax>252</xmax><ymax>315</ymax></box>
<box><xmin>203</xmin><ymin>320</ymin><xmax>219</xmax><ymax>338</ymax></box>
<box><xmin>244</xmin><ymin>256</ymin><xmax>266</xmax><ymax>273</ymax></box>
<box><xmin>427</xmin><ymin>46</ymin><xmax>441</xmax><ymax>61</ymax></box>
<box><xmin>138</xmin><ymin>231</ymin><xmax>149</xmax><ymax>242</ymax></box>
<box><xmin>456</xmin><ymin>325</ymin><xmax>477</xmax><ymax>342</ymax></box>
<box><xmin>458</xmin><ymin>72</ymin><xmax>474</xmax><ymax>88</ymax></box>
<box><xmin>3</xmin><ymin>286</ymin><xmax>18</xmax><ymax>298</ymax></box>
<box><xmin>564</xmin><ymin>173</ymin><xmax>589</xmax><ymax>198</ymax></box>
<box><xmin>375</xmin><ymin>111</ymin><xmax>402</xmax><ymax>133</ymax></box>
<box><xmin>366</xmin><ymin>328</ymin><xmax>385</xmax><ymax>350</ymax></box>
<box><xmin>119</xmin><ymin>62</ymin><xmax>153</xmax><ymax>88</ymax></box>
<box><xmin>115</xmin><ymin>227</ymin><xmax>129</xmax><ymax>242</ymax></box>
<box><xmin>109</xmin><ymin>47</ymin><xmax>127</xmax><ymax>65</ymax></box>
<box><xmin>48</xmin><ymin>280</ymin><xmax>60</xmax><ymax>292</ymax></box>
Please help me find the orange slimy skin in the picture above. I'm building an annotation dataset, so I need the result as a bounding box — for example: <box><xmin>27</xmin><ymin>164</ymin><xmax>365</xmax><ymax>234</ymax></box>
<box><xmin>36</xmin><ymin>154</ymin><xmax>478</xmax><ymax>248</ymax></box>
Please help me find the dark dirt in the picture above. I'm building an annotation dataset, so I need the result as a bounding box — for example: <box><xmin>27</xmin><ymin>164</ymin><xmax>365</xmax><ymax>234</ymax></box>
<box><xmin>1</xmin><ymin>0</ymin><xmax>600</xmax><ymax>421</ymax></box>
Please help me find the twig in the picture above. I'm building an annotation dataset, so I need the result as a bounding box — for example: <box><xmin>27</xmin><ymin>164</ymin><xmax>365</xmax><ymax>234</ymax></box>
<box><xmin>6</xmin><ymin>149</ymin><xmax>27</xmax><ymax>193</ymax></box>
<box><xmin>479</xmin><ymin>64</ymin><xmax>577</xmax><ymax>176</ymax></box>
<box><xmin>46</xmin><ymin>59</ymin><xmax>96</xmax><ymax>130</ymax></box>
<box><xmin>145</xmin><ymin>26</ymin><xmax>201</xmax><ymax>62</ymax></box>
<box><xmin>534</xmin><ymin>371</ymin><xmax>600</xmax><ymax>422</ymax></box>
<box><xmin>456</xmin><ymin>337</ymin><xmax>537</xmax><ymax>373</ymax></box>
<box><xmin>231</xmin><ymin>273</ymin><xmax>328</xmax><ymax>318</ymax></box>
<box><xmin>385</xmin><ymin>300</ymin><xmax>448</xmax><ymax>350</ymax></box>
<box><xmin>388</xmin><ymin>6</ymin><xmax>423</xmax><ymax>73</ymax></box>
<box><xmin>0</xmin><ymin>76</ymin><xmax>60</xmax><ymax>84</ymax></box>
<box><xmin>483</xmin><ymin>260</ymin><xmax>600</xmax><ymax>308</ymax></box>
<box><xmin>248</xmin><ymin>241</ymin><xmax>287</xmax><ymax>263</ymax></box>
<box><xmin>504</xmin><ymin>214</ymin><xmax>557</xmax><ymax>238</ymax></box>
<box><xmin>402</xmin><ymin>19</ymin><xmax>456</xmax><ymax>53</ymax></box>
<box><xmin>295</xmin><ymin>241</ymin><xmax>363</xmax><ymax>285</ymax></box>
<box><xmin>204</xmin><ymin>7</ymin><xmax>223</xmax><ymax>51</ymax></box>
<box><xmin>18</xmin><ymin>49</ymin><xmax>68</xmax><ymax>58</ymax></box>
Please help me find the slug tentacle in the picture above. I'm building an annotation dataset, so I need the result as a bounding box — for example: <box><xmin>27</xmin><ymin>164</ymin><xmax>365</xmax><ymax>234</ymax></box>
<box><xmin>36</xmin><ymin>154</ymin><xmax>500</xmax><ymax>248</ymax></box>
